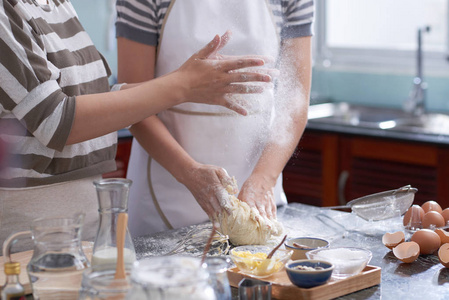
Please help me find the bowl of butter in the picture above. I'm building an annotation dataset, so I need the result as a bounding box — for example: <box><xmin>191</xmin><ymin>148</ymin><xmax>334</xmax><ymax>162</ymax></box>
<box><xmin>229</xmin><ymin>245</ymin><xmax>293</xmax><ymax>278</ymax></box>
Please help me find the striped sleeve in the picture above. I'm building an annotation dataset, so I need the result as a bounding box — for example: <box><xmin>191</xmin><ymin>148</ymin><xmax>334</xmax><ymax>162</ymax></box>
<box><xmin>272</xmin><ymin>0</ymin><xmax>314</xmax><ymax>39</ymax></box>
<box><xmin>0</xmin><ymin>0</ymin><xmax>74</xmax><ymax>151</ymax></box>
<box><xmin>115</xmin><ymin>0</ymin><xmax>169</xmax><ymax>46</ymax></box>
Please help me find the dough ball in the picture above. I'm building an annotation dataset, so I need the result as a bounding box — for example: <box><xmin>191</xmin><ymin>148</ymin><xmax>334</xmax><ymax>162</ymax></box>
<box><xmin>217</xmin><ymin>195</ymin><xmax>283</xmax><ymax>245</ymax></box>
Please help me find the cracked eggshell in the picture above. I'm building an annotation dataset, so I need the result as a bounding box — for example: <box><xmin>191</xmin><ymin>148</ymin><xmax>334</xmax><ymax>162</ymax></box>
<box><xmin>435</xmin><ymin>229</ymin><xmax>449</xmax><ymax>244</ymax></box>
<box><xmin>438</xmin><ymin>243</ymin><xmax>449</xmax><ymax>268</ymax></box>
<box><xmin>403</xmin><ymin>205</ymin><xmax>424</xmax><ymax>229</ymax></box>
<box><xmin>411</xmin><ymin>229</ymin><xmax>441</xmax><ymax>255</ymax></box>
<box><xmin>382</xmin><ymin>231</ymin><xmax>405</xmax><ymax>250</ymax></box>
<box><xmin>421</xmin><ymin>200</ymin><xmax>443</xmax><ymax>214</ymax></box>
<box><xmin>422</xmin><ymin>211</ymin><xmax>445</xmax><ymax>229</ymax></box>
<box><xmin>393</xmin><ymin>241</ymin><xmax>420</xmax><ymax>263</ymax></box>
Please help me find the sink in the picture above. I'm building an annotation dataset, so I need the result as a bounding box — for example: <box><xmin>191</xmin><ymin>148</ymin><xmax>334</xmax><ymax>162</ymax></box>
<box><xmin>308</xmin><ymin>102</ymin><xmax>449</xmax><ymax>136</ymax></box>
<box><xmin>393</xmin><ymin>113</ymin><xmax>449</xmax><ymax>135</ymax></box>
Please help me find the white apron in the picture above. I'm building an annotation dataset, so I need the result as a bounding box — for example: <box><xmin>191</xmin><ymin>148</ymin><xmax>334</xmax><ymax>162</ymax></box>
<box><xmin>127</xmin><ymin>0</ymin><xmax>287</xmax><ymax>237</ymax></box>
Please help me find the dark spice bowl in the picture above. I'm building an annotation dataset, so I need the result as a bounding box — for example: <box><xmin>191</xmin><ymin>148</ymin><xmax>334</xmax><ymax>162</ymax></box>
<box><xmin>286</xmin><ymin>259</ymin><xmax>334</xmax><ymax>288</ymax></box>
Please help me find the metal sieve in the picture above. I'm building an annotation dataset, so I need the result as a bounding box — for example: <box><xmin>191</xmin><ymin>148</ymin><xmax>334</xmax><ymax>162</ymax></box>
<box><xmin>326</xmin><ymin>185</ymin><xmax>418</xmax><ymax>221</ymax></box>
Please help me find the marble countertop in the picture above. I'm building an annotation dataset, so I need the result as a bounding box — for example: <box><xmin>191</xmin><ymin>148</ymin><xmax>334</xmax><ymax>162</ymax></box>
<box><xmin>133</xmin><ymin>203</ymin><xmax>449</xmax><ymax>299</ymax></box>
<box><xmin>307</xmin><ymin>119</ymin><xmax>449</xmax><ymax>145</ymax></box>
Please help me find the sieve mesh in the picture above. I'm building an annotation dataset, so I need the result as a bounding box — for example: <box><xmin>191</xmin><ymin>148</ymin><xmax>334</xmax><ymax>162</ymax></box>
<box><xmin>347</xmin><ymin>185</ymin><xmax>417</xmax><ymax>221</ymax></box>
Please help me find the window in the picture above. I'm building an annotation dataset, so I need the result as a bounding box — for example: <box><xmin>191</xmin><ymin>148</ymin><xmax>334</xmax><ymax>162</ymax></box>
<box><xmin>314</xmin><ymin>0</ymin><xmax>449</xmax><ymax>76</ymax></box>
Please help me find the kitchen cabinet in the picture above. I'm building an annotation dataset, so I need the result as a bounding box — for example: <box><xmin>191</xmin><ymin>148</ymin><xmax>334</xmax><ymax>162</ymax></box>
<box><xmin>102</xmin><ymin>136</ymin><xmax>133</xmax><ymax>179</ymax></box>
<box><xmin>283</xmin><ymin>129</ymin><xmax>449</xmax><ymax>208</ymax></box>
<box><xmin>109</xmin><ymin>130</ymin><xmax>449</xmax><ymax>209</ymax></box>
<box><xmin>282</xmin><ymin>131</ymin><xmax>339</xmax><ymax>207</ymax></box>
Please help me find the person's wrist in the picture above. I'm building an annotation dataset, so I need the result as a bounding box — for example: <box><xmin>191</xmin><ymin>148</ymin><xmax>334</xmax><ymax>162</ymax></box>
<box><xmin>173</xmin><ymin>159</ymin><xmax>199</xmax><ymax>185</ymax></box>
<box><xmin>168</xmin><ymin>70</ymin><xmax>191</xmax><ymax>105</ymax></box>
<box><xmin>250</xmin><ymin>170</ymin><xmax>278</xmax><ymax>187</ymax></box>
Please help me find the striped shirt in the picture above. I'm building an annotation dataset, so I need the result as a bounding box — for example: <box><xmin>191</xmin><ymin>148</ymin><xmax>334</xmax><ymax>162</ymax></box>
<box><xmin>115</xmin><ymin>0</ymin><xmax>314</xmax><ymax>46</ymax></box>
<box><xmin>0</xmin><ymin>0</ymin><xmax>117</xmax><ymax>188</ymax></box>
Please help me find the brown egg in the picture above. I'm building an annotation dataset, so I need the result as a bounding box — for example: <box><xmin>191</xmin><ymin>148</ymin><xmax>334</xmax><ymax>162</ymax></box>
<box><xmin>441</xmin><ymin>208</ymin><xmax>449</xmax><ymax>225</ymax></box>
<box><xmin>421</xmin><ymin>200</ymin><xmax>443</xmax><ymax>214</ymax></box>
<box><xmin>439</xmin><ymin>243</ymin><xmax>449</xmax><ymax>267</ymax></box>
<box><xmin>435</xmin><ymin>228</ymin><xmax>449</xmax><ymax>244</ymax></box>
<box><xmin>422</xmin><ymin>211</ymin><xmax>445</xmax><ymax>229</ymax></box>
<box><xmin>393</xmin><ymin>241</ymin><xmax>420</xmax><ymax>263</ymax></box>
<box><xmin>403</xmin><ymin>205</ymin><xmax>424</xmax><ymax>229</ymax></box>
<box><xmin>411</xmin><ymin>229</ymin><xmax>441</xmax><ymax>255</ymax></box>
<box><xmin>382</xmin><ymin>231</ymin><xmax>405</xmax><ymax>249</ymax></box>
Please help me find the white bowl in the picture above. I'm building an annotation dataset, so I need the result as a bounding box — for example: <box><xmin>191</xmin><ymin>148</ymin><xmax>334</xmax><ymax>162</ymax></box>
<box><xmin>306</xmin><ymin>247</ymin><xmax>372</xmax><ymax>279</ymax></box>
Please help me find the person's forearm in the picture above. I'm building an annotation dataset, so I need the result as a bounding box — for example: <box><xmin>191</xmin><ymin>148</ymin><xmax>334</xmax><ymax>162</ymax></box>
<box><xmin>117</xmin><ymin>38</ymin><xmax>197</xmax><ymax>182</ymax></box>
<box><xmin>117</xmin><ymin>38</ymin><xmax>196</xmax><ymax>181</ymax></box>
<box><xmin>130</xmin><ymin>116</ymin><xmax>198</xmax><ymax>183</ymax></box>
<box><xmin>67</xmin><ymin>75</ymin><xmax>185</xmax><ymax>145</ymax></box>
<box><xmin>252</xmin><ymin>107</ymin><xmax>307</xmax><ymax>180</ymax></box>
<box><xmin>251</xmin><ymin>36</ymin><xmax>312</xmax><ymax>182</ymax></box>
<box><xmin>68</xmin><ymin>34</ymin><xmax>271</xmax><ymax>145</ymax></box>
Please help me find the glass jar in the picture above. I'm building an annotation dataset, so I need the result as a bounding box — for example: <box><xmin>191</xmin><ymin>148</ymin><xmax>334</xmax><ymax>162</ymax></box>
<box><xmin>127</xmin><ymin>256</ymin><xmax>216</xmax><ymax>300</ymax></box>
<box><xmin>202</xmin><ymin>257</ymin><xmax>232</xmax><ymax>300</ymax></box>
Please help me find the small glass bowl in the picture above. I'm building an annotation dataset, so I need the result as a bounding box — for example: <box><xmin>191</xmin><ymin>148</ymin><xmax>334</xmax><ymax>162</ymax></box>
<box><xmin>284</xmin><ymin>237</ymin><xmax>329</xmax><ymax>260</ymax></box>
<box><xmin>229</xmin><ymin>245</ymin><xmax>293</xmax><ymax>278</ymax></box>
<box><xmin>306</xmin><ymin>247</ymin><xmax>372</xmax><ymax>279</ymax></box>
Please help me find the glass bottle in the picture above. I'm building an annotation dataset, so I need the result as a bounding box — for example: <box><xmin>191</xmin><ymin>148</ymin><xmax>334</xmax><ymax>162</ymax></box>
<box><xmin>202</xmin><ymin>257</ymin><xmax>232</xmax><ymax>300</ymax></box>
<box><xmin>92</xmin><ymin>178</ymin><xmax>136</xmax><ymax>267</ymax></box>
<box><xmin>1</xmin><ymin>262</ymin><xmax>26</xmax><ymax>300</ymax></box>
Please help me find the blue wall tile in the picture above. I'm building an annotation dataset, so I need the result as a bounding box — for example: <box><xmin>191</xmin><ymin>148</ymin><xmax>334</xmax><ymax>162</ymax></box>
<box><xmin>312</xmin><ymin>69</ymin><xmax>449</xmax><ymax>113</ymax></box>
<box><xmin>72</xmin><ymin>0</ymin><xmax>118</xmax><ymax>84</ymax></box>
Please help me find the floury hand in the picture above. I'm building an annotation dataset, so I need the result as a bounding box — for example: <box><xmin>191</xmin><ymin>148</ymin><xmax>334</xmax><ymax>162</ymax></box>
<box><xmin>181</xmin><ymin>163</ymin><xmax>236</xmax><ymax>218</ymax></box>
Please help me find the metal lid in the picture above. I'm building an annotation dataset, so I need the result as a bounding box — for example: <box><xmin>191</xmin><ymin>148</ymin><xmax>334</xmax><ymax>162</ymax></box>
<box><xmin>4</xmin><ymin>261</ymin><xmax>21</xmax><ymax>275</ymax></box>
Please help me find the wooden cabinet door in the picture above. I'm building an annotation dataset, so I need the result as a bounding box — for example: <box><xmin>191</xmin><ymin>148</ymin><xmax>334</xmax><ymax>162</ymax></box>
<box><xmin>102</xmin><ymin>136</ymin><xmax>133</xmax><ymax>179</ymax></box>
<box><xmin>339</xmin><ymin>136</ymin><xmax>449</xmax><ymax>207</ymax></box>
<box><xmin>284</xmin><ymin>129</ymin><xmax>449</xmax><ymax>208</ymax></box>
<box><xmin>283</xmin><ymin>131</ymin><xmax>339</xmax><ymax>207</ymax></box>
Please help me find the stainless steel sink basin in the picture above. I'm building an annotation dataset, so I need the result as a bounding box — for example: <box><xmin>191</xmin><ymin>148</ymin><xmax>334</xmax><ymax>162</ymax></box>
<box><xmin>393</xmin><ymin>113</ymin><xmax>449</xmax><ymax>135</ymax></box>
<box><xmin>308</xmin><ymin>102</ymin><xmax>449</xmax><ymax>136</ymax></box>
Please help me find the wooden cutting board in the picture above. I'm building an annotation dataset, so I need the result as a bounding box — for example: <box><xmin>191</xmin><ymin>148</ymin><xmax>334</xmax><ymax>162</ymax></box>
<box><xmin>0</xmin><ymin>241</ymin><xmax>93</xmax><ymax>295</ymax></box>
<box><xmin>227</xmin><ymin>265</ymin><xmax>381</xmax><ymax>300</ymax></box>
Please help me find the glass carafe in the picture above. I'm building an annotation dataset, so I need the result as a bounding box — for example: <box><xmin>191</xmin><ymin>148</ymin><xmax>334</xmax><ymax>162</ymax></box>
<box><xmin>3</xmin><ymin>213</ymin><xmax>90</xmax><ymax>300</ymax></box>
<box><xmin>91</xmin><ymin>178</ymin><xmax>136</xmax><ymax>267</ymax></box>
<box><xmin>78</xmin><ymin>263</ymin><xmax>132</xmax><ymax>300</ymax></box>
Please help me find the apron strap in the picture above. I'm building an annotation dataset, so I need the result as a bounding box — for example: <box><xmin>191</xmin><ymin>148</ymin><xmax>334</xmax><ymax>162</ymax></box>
<box><xmin>156</xmin><ymin>0</ymin><xmax>177</xmax><ymax>61</ymax></box>
<box><xmin>147</xmin><ymin>157</ymin><xmax>174</xmax><ymax>229</ymax></box>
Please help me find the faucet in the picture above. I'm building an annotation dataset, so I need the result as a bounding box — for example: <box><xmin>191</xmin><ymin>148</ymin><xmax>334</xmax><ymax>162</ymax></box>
<box><xmin>404</xmin><ymin>25</ymin><xmax>431</xmax><ymax>116</ymax></box>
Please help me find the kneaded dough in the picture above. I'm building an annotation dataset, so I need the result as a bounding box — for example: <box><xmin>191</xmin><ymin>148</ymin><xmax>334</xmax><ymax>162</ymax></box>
<box><xmin>217</xmin><ymin>194</ymin><xmax>283</xmax><ymax>245</ymax></box>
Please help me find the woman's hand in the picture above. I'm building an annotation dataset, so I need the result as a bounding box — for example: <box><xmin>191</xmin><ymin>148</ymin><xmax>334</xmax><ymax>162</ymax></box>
<box><xmin>180</xmin><ymin>163</ymin><xmax>238</xmax><ymax>219</ymax></box>
<box><xmin>174</xmin><ymin>32</ymin><xmax>275</xmax><ymax>115</ymax></box>
<box><xmin>238</xmin><ymin>173</ymin><xmax>277</xmax><ymax>220</ymax></box>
